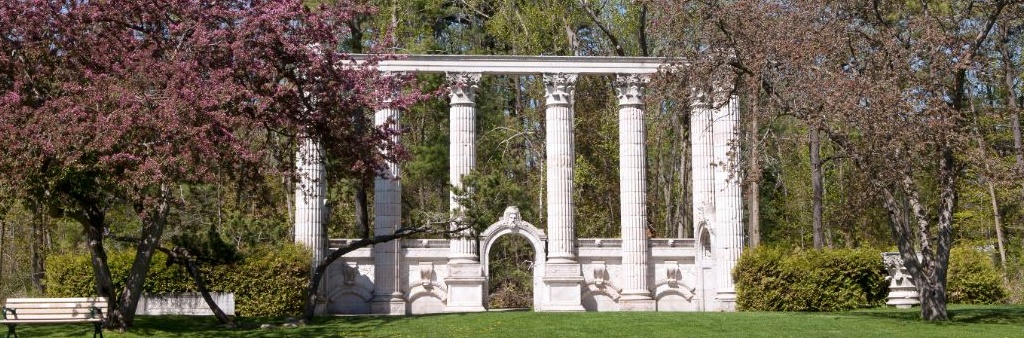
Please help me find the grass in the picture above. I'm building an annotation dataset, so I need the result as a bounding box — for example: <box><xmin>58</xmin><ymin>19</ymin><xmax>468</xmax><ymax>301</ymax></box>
<box><xmin>9</xmin><ymin>305</ymin><xmax>1024</xmax><ymax>338</ymax></box>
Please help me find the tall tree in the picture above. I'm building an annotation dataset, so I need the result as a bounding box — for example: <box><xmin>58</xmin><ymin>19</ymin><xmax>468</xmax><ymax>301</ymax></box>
<box><xmin>0</xmin><ymin>0</ymin><xmax>421</xmax><ymax>328</ymax></box>
<box><xmin>650</xmin><ymin>0</ymin><xmax>1010</xmax><ymax>320</ymax></box>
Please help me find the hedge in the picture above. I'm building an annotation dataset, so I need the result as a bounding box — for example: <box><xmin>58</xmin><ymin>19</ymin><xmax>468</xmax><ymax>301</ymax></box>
<box><xmin>947</xmin><ymin>246</ymin><xmax>1005</xmax><ymax>304</ymax></box>
<box><xmin>46</xmin><ymin>244</ymin><xmax>310</xmax><ymax>317</ymax></box>
<box><xmin>734</xmin><ymin>247</ymin><xmax>887</xmax><ymax>311</ymax></box>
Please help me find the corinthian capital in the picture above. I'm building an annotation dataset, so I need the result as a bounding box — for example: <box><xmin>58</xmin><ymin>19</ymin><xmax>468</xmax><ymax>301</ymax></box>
<box><xmin>446</xmin><ymin>72</ymin><xmax>482</xmax><ymax>106</ymax></box>
<box><xmin>543</xmin><ymin>73</ymin><xmax>578</xmax><ymax>106</ymax></box>
<box><xmin>615</xmin><ymin>74</ymin><xmax>649</xmax><ymax>107</ymax></box>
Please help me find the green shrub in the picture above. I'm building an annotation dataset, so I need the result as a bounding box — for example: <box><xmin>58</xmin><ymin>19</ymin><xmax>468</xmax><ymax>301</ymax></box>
<box><xmin>45</xmin><ymin>244</ymin><xmax>310</xmax><ymax>317</ymax></box>
<box><xmin>947</xmin><ymin>246</ymin><xmax>1005</xmax><ymax>304</ymax></box>
<box><xmin>213</xmin><ymin>244</ymin><xmax>310</xmax><ymax>316</ymax></box>
<box><xmin>734</xmin><ymin>247</ymin><xmax>886</xmax><ymax>311</ymax></box>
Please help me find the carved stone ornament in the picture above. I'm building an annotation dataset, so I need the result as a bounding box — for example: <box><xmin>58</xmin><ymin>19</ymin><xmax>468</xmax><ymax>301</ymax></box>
<box><xmin>615</xmin><ymin>74</ymin><xmax>649</xmax><ymax>107</ymax></box>
<box><xmin>500</xmin><ymin>206</ymin><xmax>523</xmax><ymax>227</ymax></box>
<box><xmin>418</xmin><ymin>262</ymin><xmax>434</xmax><ymax>288</ymax></box>
<box><xmin>446</xmin><ymin>72</ymin><xmax>482</xmax><ymax>105</ymax></box>
<box><xmin>543</xmin><ymin>73</ymin><xmax>578</xmax><ymax>106</ymax></box>
<box><xmin>342</xmin><ymin>263</ymin><xmax>358</xmax><ymax>286</ymax></box>
<box><xmin>665</xmin><ymin>261</ymin><xmax>680</xmax><ymax>287</ymax></box>
<box><xmin>593</xmin><ymin>261</ymin><xmax>607</xmax><ymax>286</ymax></box>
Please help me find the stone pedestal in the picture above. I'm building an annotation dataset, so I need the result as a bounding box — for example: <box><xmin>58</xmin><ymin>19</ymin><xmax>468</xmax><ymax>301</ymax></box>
<box><xmin>370</xmin><ymin>295</ymin><xmax>407</xmax><ymax>315</ymax></box>
<box><xmin>542</xmin><ymin>263</ymin><xmax>585</xmax><ymax>311</ymax></box>
<box><xmin>715</xmin><ymin>289</ymin><xmax>737</xmax><ymax>311</ymax></box>
<box><xmin>619</xmin><ymin>295</ymin><xmax>657</xmax><ymax>311</ymax></box>
<box><xmin>444</xmin><ymin>263</ymin><xmax>486</xmax><ymax>312</ymax></box>
<box><xmin>883</xmin><ymin>252</ymin><xmax>920</xmax><ymax>308</ymax></box>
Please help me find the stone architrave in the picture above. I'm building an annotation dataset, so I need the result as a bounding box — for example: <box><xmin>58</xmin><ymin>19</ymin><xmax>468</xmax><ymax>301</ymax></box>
<box><xmin>541</xmin><ymin>73</ymin><xmax>585</xmax><ymax>311</ymax></box>
<box><xmin>371</xmin><ymin>84</ymin><xmax>406</xmax><ymax>315</ymax></box>
<box><xmin>711</xmin><ymin>94</ymin><xmax>743</xmax><ymax>310</ymax></box>
<box><xmin>444</xmin><ymin>72</ymin><xmax>486</xmax><ymax>312</ymax></box>
<box><xmin>615</xmin><ymin>74</ymin><xmax>655</xmax><ymax>311</ymax></box>
<box><xmin>883</xmin><ymin>252</ymin><xmax>920</xmax><ymax>308</ymax></box>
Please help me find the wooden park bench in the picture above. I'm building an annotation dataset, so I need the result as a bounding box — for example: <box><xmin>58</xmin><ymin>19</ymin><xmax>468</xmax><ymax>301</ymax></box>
<box><xmin>1</xmin><ymin>297</ymin><xmax>106</xmax><ymax>338</ymax></box>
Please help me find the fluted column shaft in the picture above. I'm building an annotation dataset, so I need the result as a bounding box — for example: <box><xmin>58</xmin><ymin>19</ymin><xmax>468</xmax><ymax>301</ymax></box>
<box><xmin>712</xmin><ymin>95</ymin><xmax>743</xmax><ymax>299</ymax></box>
<box><xmin>294</xmin><ymin>136</ymin><xmax>327</xmax><ymax>266</ymax></box>
<box><xmin>372</xmin><ymin>101</ymin><xmax>404</xmax><ymax>311</ymax></box>
<box><xmin>544</xmin><ymin>73</ymin><xmax>578</xmax><ymax>263</ymax></box>
<box><xmin>616</xmin><ymin>74</ymin><xmax>652</xmax><ymax>299</ymax></box>
<box><xmin>690</xmin><ymin>95</ymin><xmax>716</xmax><ymax>242</ymax></box>
<box><xmin>448</xmin><ymin>72</ymin><xmax>481</xmax><ymax>264</ymax></box>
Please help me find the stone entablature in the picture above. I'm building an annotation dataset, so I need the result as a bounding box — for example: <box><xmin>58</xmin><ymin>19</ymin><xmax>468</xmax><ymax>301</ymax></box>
<box><xmin>296</xmin><ymin>54</ymin><xmax>744</xmax><ymax>315</ymax></box>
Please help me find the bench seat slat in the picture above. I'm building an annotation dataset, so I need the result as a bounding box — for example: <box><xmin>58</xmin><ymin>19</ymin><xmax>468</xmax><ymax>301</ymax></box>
<box><xmin>4</xmin><ymin>304</ymin><xmax>107</xmax><ymax>310</ymax></box>
<box><xmin>4</xmin><ymin>298</ymin><xmax>105</xmax><ymax>303</ymax></box>
<box><xmin>6</xmin><ymin>308</ymin><xmax>102</xmax><ymax>315</ymax></box>
<box><xmin>1</xmin><ymin>319</ymin><xmax>102</xmax><ymax>324</ymax></box>
<box><xmin>3</xmin><ymin>313</ymin><xmax>101</xmax><ymax>320</ymax></box>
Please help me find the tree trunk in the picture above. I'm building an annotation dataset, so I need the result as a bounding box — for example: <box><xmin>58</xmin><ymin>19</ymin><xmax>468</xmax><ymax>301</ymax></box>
<box><xmin>31</xmin><ymin>201</ymin><xmax>45</xmax><ymax>293</ymax></box>
<box><xmin>355</xmin><ymin>182</ymin><xmax>369</xmax><ymax>238</ymax></box>
<box><xmin>809</xmin><ymin>127</ymin><xmax>824</xmax><ymax>249</ymax></box>
<box><xmin>748</xmin><ymin>100</ymin><xmax>761</xmax><ymax>247</ymax></box>
<box><xmin>116</xmin><ymin>185</ymin><xmax>171</xmax><ymax>328</ymax></box>
<box><xmin>999</xmin><ymin>28</ymin><xmax>1024</xmax><ymax>215</ymax></box>
<box><xmin>986</xmin><ymin>181</ymin><xmax>1007</xmax><ymax>269</ymax></box>
<box><xmin>158</xmin><ymin>247</ymin><xmax>232</xmax><ymax>325</ymax></box>
<box><xmin>1</xmin><ymin>219</ymin><xmax>5</xmax><ymax>289</ymax></box>
<box><xmin>80</xmin><ymin>210</ymin><xmax>118</xmax><ymax>328</ymax></box>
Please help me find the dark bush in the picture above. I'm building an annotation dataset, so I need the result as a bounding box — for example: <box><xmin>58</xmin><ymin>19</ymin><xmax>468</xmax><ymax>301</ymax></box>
<box><xmin>46</xmin><ymin>244</ymin><xmax>309</xmax><ymax>317</ymax></box>
<box><xmin>734</xmin><ymin>247</ymin><xmax>887</xmax><ymax>311</ymax></box>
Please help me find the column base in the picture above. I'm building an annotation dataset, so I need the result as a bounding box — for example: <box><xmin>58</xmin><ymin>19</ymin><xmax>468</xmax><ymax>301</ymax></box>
<box><xmin>886</xmin><ymin>288</ymin><xmax>920</xmax><ymax>308</ymax></box>
<box><xmin>619</xmin><ymin>293</ymin><xmax>656</xmax><ymax>311</ymax></box>
<box><xmin>715</xmin><ymin>289</ymin><xmax>737</xmax><ymax>312</ymax></box>
<box><xmin>445</xmin><ymin>263</ymin><xmax>487</xmax><ymax>312</ymax></box>
<box><xmin>370</xmin><ymin>296</ymin><xmax>407</xmax><ymax>315</ymax></box>
<box><xmin>541</xmin><ymin>263</ymin><xmax>585</xmax><ymax>311</ymax></box>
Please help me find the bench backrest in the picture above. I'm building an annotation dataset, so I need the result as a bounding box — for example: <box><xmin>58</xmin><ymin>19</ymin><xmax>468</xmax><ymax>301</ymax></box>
<box><xmin>2</xmin><ymin>297</ymin><xmax>108</xmax><ymax>321</ymax></box>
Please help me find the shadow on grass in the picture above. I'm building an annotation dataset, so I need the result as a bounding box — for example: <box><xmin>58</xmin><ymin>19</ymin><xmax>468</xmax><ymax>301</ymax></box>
<box><xmin>844</xmin><ymin>305</ymin><xmax>1024</xmax><ymax>326</ymax></box>
<box><xmin>124</xmin><ymin>312</ymin><xmax>482</xmax><ymax>337</ymax></box>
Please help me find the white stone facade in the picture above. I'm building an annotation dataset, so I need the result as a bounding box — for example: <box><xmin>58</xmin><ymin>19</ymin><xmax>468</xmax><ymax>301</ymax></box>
<box><xmin>293</xmin><ymin>55</ymin><xmax>744</xmax><ymax>314</ymax></box>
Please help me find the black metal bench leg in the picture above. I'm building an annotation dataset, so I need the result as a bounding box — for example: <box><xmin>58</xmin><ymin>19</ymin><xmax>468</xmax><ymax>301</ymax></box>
<box><xmin>6</xmin><ymin>324</ymin><xmax>15</xmax><ymax>338</ymax></box>
<box><xmin>93</xmin><ymin>322</ymin><xmax>102</xmax><ymax>338</ymax></box>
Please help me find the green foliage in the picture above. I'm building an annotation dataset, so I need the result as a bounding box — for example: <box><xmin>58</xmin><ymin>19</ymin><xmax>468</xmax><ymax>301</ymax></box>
<box><xmin>45</xmin><ymin>244</ymin><xmax>310</xmax><ymax>317</ymax></box>
<box><xmin>735</xmin><ymin>247</ymin><xmax>887</xmax><ymax>311</ymax></box>
<box><xmin>948</xmin><ymin>247</ymin><xmax>1006</xmax><ymax>304</ymax></box>
<box><xmin>219</xmin><ymin>244</ymin><xmax>310</xmax><ymax>317</ymax></box>
<box><xmin>453</xmin><ymin>169</ymin><xmax>537</xmax><ymax>233</ymax></box>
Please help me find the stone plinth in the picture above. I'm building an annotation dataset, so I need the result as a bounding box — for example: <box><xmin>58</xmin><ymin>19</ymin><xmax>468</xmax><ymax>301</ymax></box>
<box><xmin>444</xmin><ymin>263</ymin><xmax>486</xmax><ymax>312</ymax></box>
<box><xmin>883</xmin><ymin>252</ymin><xmax>920</xmax><ymax>308</ymax></box>
<box><xmin>542</xmin><ymin>262</ymin><xmax>585</xmax><ymax>311</ymax></box>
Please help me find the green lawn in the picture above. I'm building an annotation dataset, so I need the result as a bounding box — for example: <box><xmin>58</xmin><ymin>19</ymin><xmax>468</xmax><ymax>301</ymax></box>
<box><xmin>10</xmin><ymin>305</ymin><xmax>1024</xmax><ymax>338</ymax></box>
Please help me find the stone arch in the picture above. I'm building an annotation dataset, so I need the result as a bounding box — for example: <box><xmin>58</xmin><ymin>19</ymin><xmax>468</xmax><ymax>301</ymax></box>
<box><xmin>478</xmin><ymin>206</ymin><xmax>547</xmax><ymax>310</ymax></box>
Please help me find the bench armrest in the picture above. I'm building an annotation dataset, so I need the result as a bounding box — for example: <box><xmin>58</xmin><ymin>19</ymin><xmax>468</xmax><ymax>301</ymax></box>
<box><xmin>1</xmin><ymin>307</ymin><xmax>13</xmax><ymax>320</ymax></box>
<box><xmin>90</xmin><ymin>306</ymin><xmax>103</xmax><ymax>320</ymax></box>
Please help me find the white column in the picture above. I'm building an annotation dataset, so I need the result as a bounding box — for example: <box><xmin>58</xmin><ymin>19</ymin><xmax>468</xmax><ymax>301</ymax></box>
<box><xmin>294</xmin><ymin>136</ymin><xmax>327</xmax><ymax>264</ymax></box>
<box><xmin>544</xmin><ymin>73</ymin><xmax>578</xmax><ymax>264</ymax></box>
<box><xmin>371</xmin><ymin>92</ymin><xmax>406</xmax><ymax>315</ymax></box>
<box><xmin>448</xmin><ymin>72</ymin><xmax>482</xmax><ymax>263</ymax></box>
<box><xmin>616</xmin><ymin>74</ymin><xmax>655</xmax><ymax>311</ymax></box>
<box><xmin>540</xmin><ymin>73</ymin><xmax>584</xmax><ymax>311</ymax></box>
<box><xmin>690</xmin><ymin>92</ymin><xmax>717</xmax><ymax>311</ymax></box>
<box><xmin>444</xmin><ymin>72</ymin><xmax>487</xmax><ymax>313</ymax></box>
<box><xmin>294</xmin><ymin>135</ymin><xmax>328</xmax><ymax>315</ymax></box>
<box><xmin>712</xmin><ymin>95</ymin><xmax>743</xmax><ymax>311</ymax></box>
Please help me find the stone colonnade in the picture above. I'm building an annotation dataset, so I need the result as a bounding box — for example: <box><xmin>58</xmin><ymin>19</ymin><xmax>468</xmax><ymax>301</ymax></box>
<box><xmin>292</xmin><ymin>55</ymin><xmax>744</xmax><ymax>313</ymax></box>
